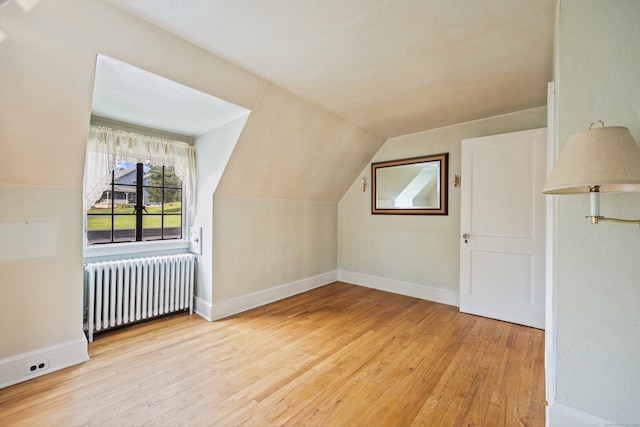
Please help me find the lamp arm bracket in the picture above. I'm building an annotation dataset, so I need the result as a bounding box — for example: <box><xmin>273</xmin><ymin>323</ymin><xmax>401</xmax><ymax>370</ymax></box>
<box><xmin>586</xmin><ymin>215</ymin><xmax>640</xmax><ymax>225</ymax></box>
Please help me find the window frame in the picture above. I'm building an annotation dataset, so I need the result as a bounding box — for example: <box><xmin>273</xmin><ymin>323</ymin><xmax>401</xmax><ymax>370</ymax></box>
<box><xmin>84</xmin><ymin>162</ymin><xmax>188</xmax><ymax>255</ymax></box>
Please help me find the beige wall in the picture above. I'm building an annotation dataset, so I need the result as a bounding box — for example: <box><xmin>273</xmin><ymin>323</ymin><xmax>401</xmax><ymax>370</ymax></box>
<box><xmin>554</xmin><ymin>0</ymin><xmax>640</xmax><ymax>422</ymax></box>
<box><xmin>0</xmin><ymin>185</ymin><xmax>83</xmax><ymax>358</ymax></box>
<box><xmin>212</xmin><ymin>197</ymin><xmax>337</xmax><ymax>301</ymax></box>
<box><xmin>0</xmin><ymin>0</ymin><xmax>380</xmax><ymax>374</ymax></box>
<box><xmin>193</xmin><ymin>114</ymin><xmax>250</xmax><ymax>309</ymax></box>
<box><xmin>215</xmin><ymin>82</ymin><xmax>382</xmax><ymax>202</ymax></box>
<box><xmin>339</xmin><ymin>107</ymin><xmax>547</xmax><ymax>293</ymax></box>
<box><xmin>210</xmin><ymin>76</ymin><xmax>383</xmax><ymax>306</ymax></box>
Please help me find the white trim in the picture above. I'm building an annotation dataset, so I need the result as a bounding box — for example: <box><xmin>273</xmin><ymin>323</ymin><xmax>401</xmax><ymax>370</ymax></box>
<box><xmin>83</xmin><ymin>239</ymin><xmax>190</xmax><ymax>260</ymax></box>
<box><xmin>0</xmin><ymin>336</ymin><xmax>89</xmax><ymax>389</ymax></box>
<box><xmin>194</xmin><ymin>295</ymin><xmax>213</xmax><ymax>321</ymax></box>
<box><xmin>548</xmin><ymin>403</ymin><xmax>612</xmax><ymax>427</ymax></box>
<box><xmin>546</xmin><ymin>80</ymin><xmax>558</xmax><ymax>424</ymax></box>
<box><xmin>338</xmin><ymin>270</ymin><xmax>460</xmax><ymax>307</ymax></box>
<box><xmin>210</xmin><ymin>271</ymin><xmax>338</xmax><ymax>320</ymax></box>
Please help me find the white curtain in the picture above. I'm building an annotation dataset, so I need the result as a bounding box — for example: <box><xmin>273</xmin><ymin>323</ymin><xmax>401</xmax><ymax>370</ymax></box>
<box><xmin>83</xmin><ymin>125</ymin><xmax>196</xmax><ymax>221</ymax></box>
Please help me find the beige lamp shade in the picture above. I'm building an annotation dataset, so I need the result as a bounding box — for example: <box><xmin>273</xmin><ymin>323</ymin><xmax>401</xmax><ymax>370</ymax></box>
<box><xmin>542</xmin><ymin>126</ymin><xmax>640</xmax><ymax>194</ymax></box>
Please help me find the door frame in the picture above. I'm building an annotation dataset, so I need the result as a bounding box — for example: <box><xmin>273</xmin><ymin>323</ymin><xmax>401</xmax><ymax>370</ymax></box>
<box><xmin>545</xmin><ymin>81</ymin><xmax>557</xmax><ymax>418</ymax></box>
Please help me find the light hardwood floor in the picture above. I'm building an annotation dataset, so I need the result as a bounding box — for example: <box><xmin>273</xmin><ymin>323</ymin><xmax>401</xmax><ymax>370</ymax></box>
<box><xmin>0</xmin><ymin>282</ymin><xmax>545</xmax><ymax>426</ymax></box>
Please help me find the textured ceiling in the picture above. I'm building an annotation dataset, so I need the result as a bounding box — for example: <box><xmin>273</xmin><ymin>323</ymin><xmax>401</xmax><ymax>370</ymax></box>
<box><xmin>106</xmin><ymin>0</ymin><xmax>556</xmax><ymax>138</ymax></box>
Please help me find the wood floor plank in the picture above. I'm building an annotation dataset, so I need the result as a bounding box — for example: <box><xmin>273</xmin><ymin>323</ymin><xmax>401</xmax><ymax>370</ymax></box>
<box><xmin>0</xmin><ymin>282</ymin><xmax>545</xmax><ymax>426</ymax></box>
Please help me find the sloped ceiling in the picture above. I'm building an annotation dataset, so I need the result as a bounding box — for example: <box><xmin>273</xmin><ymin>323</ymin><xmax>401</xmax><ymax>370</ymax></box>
<box><xmin>92</xmin><ymin>55</ymin><xmax>250</xmax><ymax>137</ymax></box>
<box><xmin>106</xmin><ymin>0</ymin><xmax>555</xmax><ymax>139</ymax></box>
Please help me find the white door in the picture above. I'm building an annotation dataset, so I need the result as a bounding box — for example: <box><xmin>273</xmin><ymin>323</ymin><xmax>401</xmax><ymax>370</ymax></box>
<box><xmin>460</xmin><ymin>128</ymin><xmax>546</xmax><ymax>329</ymax></box>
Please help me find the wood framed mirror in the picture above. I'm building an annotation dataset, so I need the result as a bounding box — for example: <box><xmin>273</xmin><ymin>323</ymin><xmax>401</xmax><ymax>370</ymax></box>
<box><xmin>371</xmin><ymin>153</ymin><xmax>449</xmax><ymax>215</ymax></box>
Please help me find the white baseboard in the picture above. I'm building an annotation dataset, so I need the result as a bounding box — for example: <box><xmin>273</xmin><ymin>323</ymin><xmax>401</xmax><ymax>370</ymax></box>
<box><xmin>194</xmin><ymin>295</ymin><xmax>213</xmax><ymax>321</ymax></box>
<box><xmin>338</xmin><ymin>270</ymin><xmax>460</xmax><ymax>307</ymax></box>
<box><xmin>548</xmin><ymin>403</ymin><xmax>612</xmax><ymax>427</ymax></box>
<box><xmin>0</xmin><ymin>336</ymin><xmax>89</xmax><ymax>389</ymax></box>
<box><xmin>210</xmin><ymin>270</ymin><xmax>338</xmax><ymax>320</ymax></box>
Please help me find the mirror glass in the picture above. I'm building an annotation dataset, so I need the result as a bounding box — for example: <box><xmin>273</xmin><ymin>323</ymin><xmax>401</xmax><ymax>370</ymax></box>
<box><xmin>371</xmin><ymin>153</ymin><xmax>448</xmax><ymax>215</ymax></box>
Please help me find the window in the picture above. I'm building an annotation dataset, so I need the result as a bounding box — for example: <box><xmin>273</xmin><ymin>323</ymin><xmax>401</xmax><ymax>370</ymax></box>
<box><xmin>83</xmin><ymin>124</ymin><xmax>195</xmax><ymax>250</ymax></box>
<box><xmin>86</xmin><ymin>161</ymin><xmax>183</xmax><ymax>245</ymax></box>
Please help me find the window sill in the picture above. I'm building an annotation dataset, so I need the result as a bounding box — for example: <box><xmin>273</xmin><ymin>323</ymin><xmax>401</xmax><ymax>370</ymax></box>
<box><xmin>83</xmin><ymin>239</ymin><xmax>190</xmax><ymax>261</ymax></box>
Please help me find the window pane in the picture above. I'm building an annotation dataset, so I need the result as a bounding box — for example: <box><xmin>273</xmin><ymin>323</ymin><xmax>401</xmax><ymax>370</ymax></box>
<box><xmin>90</xmin><ymin>192</ymin><xmax>112</xmax><ymax>210</ymax></box>
<box><xmin>163</xmin><ymin>190</ymin><xmax>182</xmax><ymax>213</ymax></box>
<box><xmin>112</xmin><ymin>203</ymin><xmax>135</xmax><ymax>214</ymax></box>
<box><xmin>163</xmin><ymin>215</ymin><xmax>182</xmax><ymax>240</ymax></box>
<box><xmin>86</xmin><ymin>215</ymin><xmax>112</xmax><ymax>245</ymax></box>
<box><xmin>144</xmin><ymin>165</ymin><xmax>165</xmax><ymax>205</ymax></box>
<box><xmin>142</xmin><ymin>215</ymin><xmax>162</xmax><ymax>241</ymax></box>
<box><xmin>113</xmin><ymin>215</ymin><xmax>136</xmax><ymax>242</ymax></box>
<box><xmin>112</xmin><ymin>188</ymin><xmax>136</xmax><ymax>208</ymax></box>
<box><xmin>164</xmin><ymin>167</ymin><xmax>182</xmax><ymax>188</ymax></box>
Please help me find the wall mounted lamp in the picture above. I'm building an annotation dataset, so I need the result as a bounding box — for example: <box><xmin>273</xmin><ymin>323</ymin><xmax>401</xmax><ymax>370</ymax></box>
<box><xmin>361</xmin><ymin>177</ymin><xmax>368</xmax><ymax>192</ymax></box>
<box><xmin>541</xmin><ymin>121</ymin><xmax>640</xmax><ymax>224</ymax></box>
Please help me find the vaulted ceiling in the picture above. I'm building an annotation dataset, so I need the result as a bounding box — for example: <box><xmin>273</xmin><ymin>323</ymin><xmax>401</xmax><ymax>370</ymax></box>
<box><xmin>106</xmin><ymin>0</ymin><xmax>556</xmax><ymax>138</ymax></box>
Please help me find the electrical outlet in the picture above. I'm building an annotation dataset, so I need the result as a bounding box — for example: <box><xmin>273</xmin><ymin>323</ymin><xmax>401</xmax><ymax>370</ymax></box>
<box><xmin>25</xmin><ymin>359</ymin><xmax>49</xmax><ymax>375</ymax></box>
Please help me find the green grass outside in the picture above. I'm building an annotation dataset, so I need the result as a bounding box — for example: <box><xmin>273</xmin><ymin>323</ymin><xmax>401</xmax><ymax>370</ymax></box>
<box><xmin>87</xmin><ymin>202</ymin><xmax>182</xmax><ymax>230</ymax></box>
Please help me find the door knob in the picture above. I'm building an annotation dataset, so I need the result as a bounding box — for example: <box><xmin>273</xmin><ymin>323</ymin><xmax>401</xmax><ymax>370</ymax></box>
<box><xmin>463</xmin><ymin>233</ymin><xmax>470</xmax><ymax>243</ymax></box>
